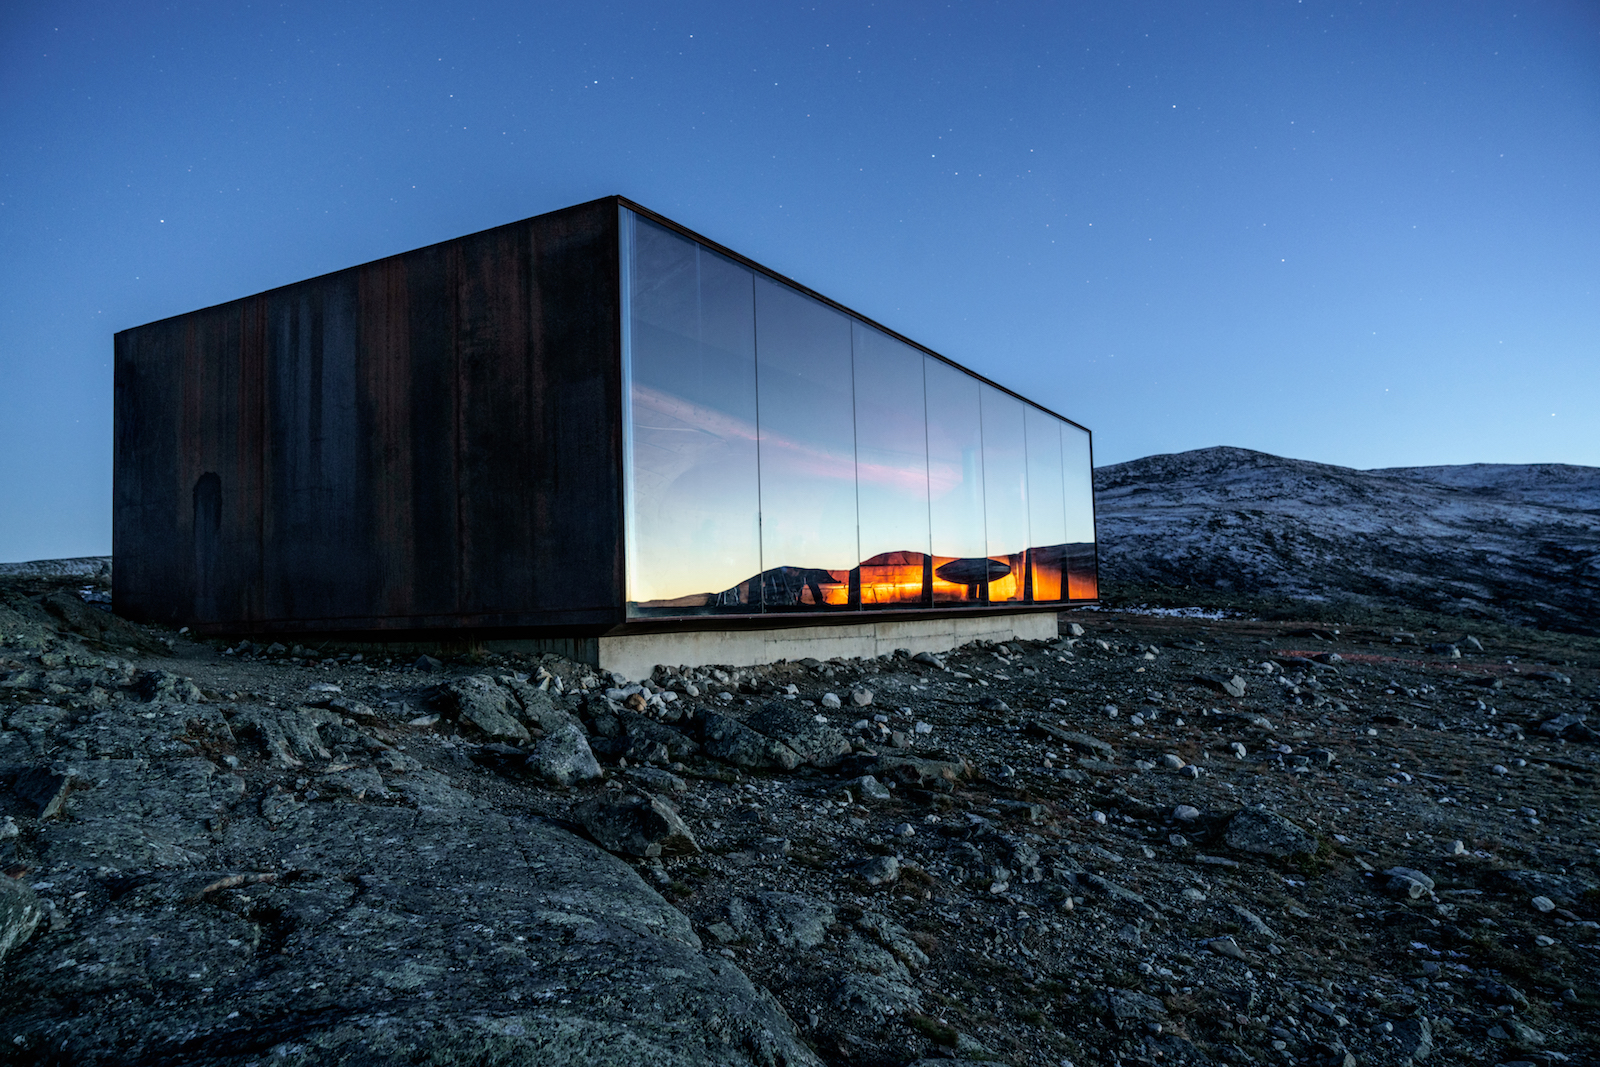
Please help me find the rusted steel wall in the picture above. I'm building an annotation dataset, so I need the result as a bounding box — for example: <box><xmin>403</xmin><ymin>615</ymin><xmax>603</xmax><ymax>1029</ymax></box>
<box><xmin>114</xmin><ymin>198</ymin><xmax>623</xmax><ymax>635</ymax></box>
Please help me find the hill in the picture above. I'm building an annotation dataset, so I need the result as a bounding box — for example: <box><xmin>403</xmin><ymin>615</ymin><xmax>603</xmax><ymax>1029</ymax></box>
<box><xmin>1093</xmin><ymin>447</ymin><xmax>1600</xmax><ymax>634</ymax></box>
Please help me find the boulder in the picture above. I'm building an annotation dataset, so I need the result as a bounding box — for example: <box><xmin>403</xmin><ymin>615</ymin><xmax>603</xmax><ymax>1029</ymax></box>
<box><xmin>1223</xmin><ymin>808</ymin><xmax>1317</xmax><ymax>859</ymax></box>
<box><xmin>0</xmin><ymin>876</ymin><xmax>42</xmax><ymax>962</ymax></box>
<box><xmin>527</xmin><ymin>723</ymin><xmax>603</xmax><ymax>786</ymax></box>
<box><xmin>699</xmin><ymin>712</ymin><xmax>800</xmax><ymax>770</ymax></box>
<box><xmin>439</xmin><ymin>676</ymin><xmax>529</xmax><ymax>742</ymax></box>
<box><xmin>744</xmin><ymin>702</ymin><xmax>850</xmax><ymax>766</ymax></box>
<box><xmin>575</xmin><ymin>792</ymin><xmax>699</xmax><ymax>858</ymax></box>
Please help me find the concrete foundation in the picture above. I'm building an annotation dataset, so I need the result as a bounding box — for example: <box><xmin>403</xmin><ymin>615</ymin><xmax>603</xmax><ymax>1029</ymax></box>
<box><xmin>597</xmin><ymin>611</ymin><xmax>1058</xmax><ymax>682</ymax></box>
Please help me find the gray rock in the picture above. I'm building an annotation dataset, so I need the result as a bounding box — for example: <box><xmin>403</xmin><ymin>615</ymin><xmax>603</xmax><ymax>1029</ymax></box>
<box><xmin>0</xmin><ymin>876</ymin><xmax>42</xmax><ymax>962</ymax></box>
<box><xmin>850</xmin><ymin>687</ymin><xmax>873</xmax><ymax>706</ymax></box>
<box><xmin>528</xmin><ymin>723</ymin><xmax>603</xmax><ymax>786</ymax></box>
<box><xmin>833</xmin><ymin>972</ymin><xmax>921</xmax><ymax>1017</ymax></box>
<box><xmin>1392</xmin><ymin>1014</ymin><xmax>1434</xmax><ymax>1059</ymax></box>
<box><xmin>1057</xmin><ymin>729</ymin><xmax>1115</xmax><ymax>759</ymax></box>
<box><xmin>855</xmin><ymin>854</ymin><xmax>901</xmax><ymax>885</ymax></box>
<box><xmin>229</xmin><ymin>704</ymin><xmax>342</xmax><ymax>766</ymax></box>
<box><xmin>1198</xmin><ymin>673</ymin><xmax>1248</xmax><ymax>698</ymax></box>
<box><xmin>609</xmin><ymin>710</ymin><xmax>699</xmax><ymax>763</ymax></box>
<box><xmin>1224</xmin><ymin>807</ymin><xmax>1318</xmax><ymax>858</ymax></box>
<box><xmin>1538</xmin><ymin>712</ymin><xmax>1596</xmax><ymax>741</ymax></box>
<box><xmin>820</xmin><ymin>692</ymin><xmax>842</xmax><ymax>709</ymax></box>
<box><xmin>832</xmin><ymin>932</ymin><xmax>921</xmax><ymax>1016</ymax></box>
<box><xmin>699</xmin><ymin>712</ymin><xmax>800</xmax><ymax>770</ymax></box>
<box><xmin>1229</xmin><ymin>904</ymin><xmax>1277</xmax><ymax>938</ymax></box>
<box><xmin>622</xmin><ymin>766</ymin><xmax>687</xmax><ymax>793</ymax></box>
<box><xmin>316</xmin><ymin>767</ymin><xmax>388</xmax><ymax>799</ymax></box>
<box><xmin>839</xmin><ymin>774</ymin><xmax>892</xmax><ymax>802</ymax></box>
<box><xmin>1487</xmin><ymin>1018</ymin><xmax>1543</xmax><ymax>1044</ymax></box>
<box><xmin>3</xmin><ymin>778</ymin><xmax>814</xmax><ymax>1065</ymax></box>
<box><xmin>440</xmin><ymin>675</ymin><xmax>530</xmax><ymax>742</ymax></box>
<box><xmin>911</xmin><ymin>651</ymin><xmax>945</xmax><ymax>670</ymax></box>
<box><xmin>744</xmin><ymin>702</ymin><xmax>850</xmax><ymax>766</ymax></box>
<box><xmin>503</xmin><ymin>678</ymin><xmax>579</xmax><ymax>733</ymax></box>
<box><xmin>13</xmin><ymin>765</ymin><xmax>82</xmax><ymax>818</ymax></box>
<box><xmin>726</xmin><ymin>891</ymin><xmax>835</xmax><ymax>948</ymax></box>
<box><xmin>1208</xmin><ymin>936</ymin><xmax>1248</xmax><ymax>960</ymax></box>
<box><xmin>575</xmin><ymin>791</ymin><xmax>699</xmax><ymax>858</ymax></box>
<box><xmin>1383</xmin><ymin>867</ymin><xmax>1436</xmax><ymax>900</ymax></box>
<box><xmin>134</xmin><ymin>669</ymin><xmax>203</xmax><ymax>703</ymax></box>
<box><xmin>412</xmin><ymin>653</ymin><xmax>443</xmax><ymax>672</ymax></box>
<box><xmin>1096</xmin><ymin>987</ymin><xmax>1168</xmax><ymax>1026</ymax></box>
<box><xmin>856</xmin><ymin>912</ymin><xmax>929</xmax><ymax>969</ymax></box>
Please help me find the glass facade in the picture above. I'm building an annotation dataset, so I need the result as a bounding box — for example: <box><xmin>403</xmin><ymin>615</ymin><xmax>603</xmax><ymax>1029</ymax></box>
<box><xmin>622</xmin><ymin>208</ymin><xmax>1096</xmax><ymax>617</ymax></box>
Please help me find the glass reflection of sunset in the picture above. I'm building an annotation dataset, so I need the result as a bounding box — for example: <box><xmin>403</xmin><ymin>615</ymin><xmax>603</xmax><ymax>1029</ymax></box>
<box><xmin>623</xmin><ymin>209</ymin><xmax>1097</xmax><ymax>617</ymax></box>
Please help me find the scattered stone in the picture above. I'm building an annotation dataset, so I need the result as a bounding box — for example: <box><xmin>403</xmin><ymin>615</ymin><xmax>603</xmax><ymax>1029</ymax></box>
<box><xmin>1229</xmin><ymin>904</ymin><xmax>1277</xmax><ymax>938</ymax></box>
<box><xmin>1530</xmin><ymin>895</ymin><xmax>1555</xmax><ymax>913</ymax></box>
<box><xmin>623</xmin><ymin>766</ymin><xmax>688</xmax><ymax>794</ymax></box>
<box><xmin>0</xmin><ymin>876</ymin><xmax>42</xmax><ymax>962</ymax></box>
<box><xmin>850</xmin><ymin>688</ymin><xmax>874</xmax><ymax>707</ymax></box>
<box><xmin>1096</xmin><ymin>987</ymin><xmax>1168</xmax><ymax>1027</ymax></box>
<box><xmin>574</xmin><ymin>792</ymin><xmax>699</xmax><ymax>858</ymax></box>
<box><xmin>1487</xmin><ymin>1018</ymin><xmax>1543</xmax><ymax>1045</ymax></box>
<box><xmin>1207</xmin><ymin>936</ymin><xmax>1248</xmax><ymax>960</ymax></box>
<box><xmin>855</xmin><ymin>855</ymin><xmax>901</xmax><ymax>886</ymax></box>
<box><xmin>838</xmin><ymin>774</ymin><xmax>892</xmax><ymax>802</ymax></box>
<box><xmin>1391</xmin><ymin>1015</ymin><xmax>1434</xmax><ymax>1060</ymax></box>
<box><xmin>726</xmin><ymin>892</ymin><xmax>835</xmax><ymax>948</ymax></box>
<box><xmin>820</xmin><ymin>692</ymin><xmax>842</xmax><ymax>709</ymax></box>
<box><xmin>439</xmin><ymin>675</ymin><xmax>529</xmax><ymax>742</ymax></box>
<box><xmin>412</xmin><ymin>654</ymin><xmax>443</xmax><ymax>672</ymax></box>
<box><xmin>744</xmin><ymin>702</ymin><xmax>850</xmax><ymax>766</ymax></box>
<box><xmin>700</xmin><ymin>711</ymin><xmax>801</xmax><ymax>770</ymax></box>
<box><xmin>1223</xmin><ymin>807</ymin><xmax>1318</xmax><ymax>859</ymax></box>
<box><xmin>1197</xmin><ymin>674</ymin><xmax>1248</xmax><ymax>698</ymax></box>
<box><xmin>527</xmin><ymin>722</ymin><xmax>603</xmax><ymax>786</ymax></box>
<box><xmin>317</xmin><ymin>767</ymin><xmax>387</xmax><ymax>799</ymax></box>
<box><xmin>134</xmin><ymin>669</ymin><xmax>203</xmax><ymax>704</ymax></box>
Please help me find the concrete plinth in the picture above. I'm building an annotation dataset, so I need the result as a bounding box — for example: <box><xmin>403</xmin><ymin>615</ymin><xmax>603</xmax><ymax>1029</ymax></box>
<box><xmin>597</xmin><ymin>611</ymin><xmax>1058</xmax><ymax>682</ymax></box>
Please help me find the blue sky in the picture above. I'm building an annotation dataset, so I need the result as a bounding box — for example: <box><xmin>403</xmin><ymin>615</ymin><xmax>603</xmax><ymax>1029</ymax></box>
<box><xmin>2</xmin><ymin>1</ymin><xmax>1596</xmax><ymax>562</ymax></box>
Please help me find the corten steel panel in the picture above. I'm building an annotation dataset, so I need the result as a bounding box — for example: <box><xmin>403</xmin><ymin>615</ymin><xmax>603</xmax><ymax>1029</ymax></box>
<box><xmin>115</xmin><ymin>197</ymin><xmax>623</xmax><ymax>635</ymax></box>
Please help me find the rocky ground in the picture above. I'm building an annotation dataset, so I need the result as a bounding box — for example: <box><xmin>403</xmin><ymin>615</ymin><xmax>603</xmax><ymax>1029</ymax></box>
<box><xmin>1</xmin><ymin>566</ymin><xmax>1599</xmax><ymax>1067</ymax></box>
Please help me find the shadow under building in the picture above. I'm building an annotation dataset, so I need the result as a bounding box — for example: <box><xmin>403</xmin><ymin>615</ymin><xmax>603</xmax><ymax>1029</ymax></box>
<box><xmin>114</xmin><ymin>197</ymin><xmax>1097</xmax><ymax>677</ymax></box>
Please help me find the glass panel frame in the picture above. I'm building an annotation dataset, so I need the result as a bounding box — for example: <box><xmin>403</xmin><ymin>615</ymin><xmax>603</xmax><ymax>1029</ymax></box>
<box><xmin>618</xmin><ymin>206</ymin><xmax>1097</xmax><ymax>619</ymax></box>
<box><xmin>622</xmin><ymin>213</ymin><xmax>764</xmax><ymax>615</ymax></box>
<box><xmin>980</xmin><ymin>385</ymin><xmax>1030</xmax><ymax>606</ymax></box>
<box><xmin>1024</xmin><ymin>406</ymin><xmax>1068</xmax><ymax>604</ymax></box>
<box><xmin>752</xmin><ymin>275</ymin><xmax>860</xmax><ymax>612</ymax></box>
<box><xmin>852</xmin><ymin>322</ymin><xmax>932</xmax><ymax>610</ymax></box>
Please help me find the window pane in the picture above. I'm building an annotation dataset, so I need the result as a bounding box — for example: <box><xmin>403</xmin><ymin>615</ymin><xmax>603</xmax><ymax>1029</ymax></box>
<box><xmin>1025</xmin><ymin>406</ymin><xmax>1067</xmax><ymax>603</ymax></box>
<box><xmin>924</xmin><ymin>358</ymin><xmax>989</xmax><ymax>604</ymax></box>
<box><xmin>754</xmin><ymin>276</ymin><xmax>858</xmax><ymax>611</ymax></box>
<box><xmin>1062</xmin><ymin>422</ymin><xmax>1098</xmax><ymax>599</ymax></box>
<box><xmin>624</xmin><ymin>213</ymin><xmax>762</xmax><ymax>614</ymax></box>
<box><xmin>852</xmin><ymin>323</ymin><xmax>931</xmax><ymax>608</ymax></box>
<box><xmin>980</xmin><ymin>386</ymin><xmax>1030</xmax><ymax>604</ymax></box>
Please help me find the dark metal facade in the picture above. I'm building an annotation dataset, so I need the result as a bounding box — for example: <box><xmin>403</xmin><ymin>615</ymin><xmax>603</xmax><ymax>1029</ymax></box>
<box><xmin>115</xmin><ymin>198</ymin><xmax>623</xmax><ymax>635</ymax></box>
